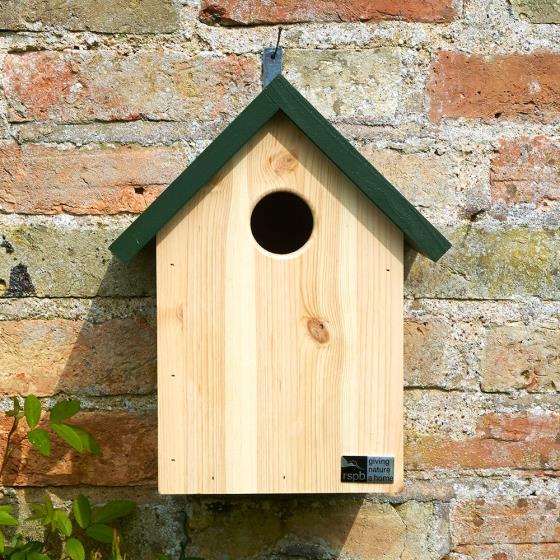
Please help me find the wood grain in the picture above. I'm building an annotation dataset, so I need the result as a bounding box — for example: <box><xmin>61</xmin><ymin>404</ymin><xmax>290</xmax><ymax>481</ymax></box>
<box><xmin>156</xmin><ymin>113</ymin><xmax>403</xmax><ymax>494</ymax></box>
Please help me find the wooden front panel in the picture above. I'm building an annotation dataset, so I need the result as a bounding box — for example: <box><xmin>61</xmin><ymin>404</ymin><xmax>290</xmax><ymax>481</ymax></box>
<box><xmin>156</xmin><ymin>114</ymin><xmax>404</xmax><ymax>494</ymax></box>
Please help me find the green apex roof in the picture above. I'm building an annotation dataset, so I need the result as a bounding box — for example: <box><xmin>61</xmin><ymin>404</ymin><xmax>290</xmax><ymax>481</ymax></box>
<box><xmin>110</xmin><ymin>75</ymin><xmax>451</xmax><ymax>263</ymax></box>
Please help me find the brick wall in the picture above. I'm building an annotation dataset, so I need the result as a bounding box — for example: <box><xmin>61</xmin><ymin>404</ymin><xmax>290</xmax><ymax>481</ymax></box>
<box><xmin>0</xmin><ymin>1</ymin><xmax>559</xmax><ymax>559</ymax></box>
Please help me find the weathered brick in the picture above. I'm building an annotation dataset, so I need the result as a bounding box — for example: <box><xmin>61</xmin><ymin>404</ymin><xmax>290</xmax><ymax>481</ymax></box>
<box><xmin>406</xmin><ymin>226</ymin><xmax>560</xmax><ymax>300</ymax></box>
<box><xmin>407</xmin><ymin>412</ymin><xmax>560</xmax><ymax>471</ymax></box>
<box><xmin>187</xmin><ymin>498</ymin><xmax>447</xmax><ymax>560</ymax></box>
<box><xmin>284</xmin><ymin>50</ymin><xmax>402</xmax><ymax>122</ymax></box>
<box><xmin>511</xmin><ymin>0</ymin><xmax>560</xmax><ymax>23</ymax></box>
<box><xmin>0</xmin><ymin>411</ymin><xmax>156</xmax><ymax>486</ymax></box>
<box><xmin>365</xmin><ymin>150</ymin><xmax>458</xmax><ymax>209</ymax></box>
<box><xmin>452</xmin><ymin>497</ymin><xmax>560</xmax><ymax>546</ymax></box>
<box><xmin>0</xmin><ymin>143</ymin><xmax>185</xmax><ymax>215</ymax></box>
<box><xmin>491</xmin><ymin>137</ymin><xmax>560</xmax><ymax>206</ymax></box>
<box><xmin>452</xmin><ymin>543</ymin><xmax>560</xmax><ymax>560</ymax></box>
<box><xmin>199</xmin><ymin>0</ymin><xmax>457</xmax><ymax>25</ymax></box>
<box><xmin>428</xmin><ymin>52</ymin><xmax>560</xmax><ymax>121</ymax></box>
<box><xmin>2</xmin><ymin>486</ymin><xmax>451</xmax><ymax>559</ymax></box>
<box><xmin>3</xmin><ymin>51</ymin><xmax>259</xmax><ymax>124</ymax></box>
<box><xmin>0</xmin><ymin>0</ymin><xmax>178</xmax><ymax>33</ymax></box>
<box><xmin>481</xmin><ymin>323</ymin><xmax>560</xmax><ymax>393</ymax></box>
<box><xmin>0</xmin><ymin>317</ymin><xmax>156</xmax><ymax>396</ymax></box>
<box><xmin>404</xmin><ymin>320</ymin><xmax>447</xmax><ymax>387</ymax></box>
<box><xmin>0</xmin><ymin>218</ymin><xmax>155</xmax><ymax>298</ymax></box>
<box><xmin>399</xmin><ymin>500</ymin><xmax>451</xmax><ymax>560</ymax></box>
<box><xmin>14</xmin><ymin>121</ymin><xmax>196</xmax><ymax>146</ymax></box>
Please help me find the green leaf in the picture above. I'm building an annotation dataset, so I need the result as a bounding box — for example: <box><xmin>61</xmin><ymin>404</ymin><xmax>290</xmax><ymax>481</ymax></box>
<box><xmin>66</xmin><ymin>538</ymin><xmax>85</xmax><ymax>560</ymax></box>
<box><xmin>53</xmin><ymin>510</ymin><xmax>72</xmax><ymax>537</ymax></box>
<box><xmin>7</xmin><ymin>532</ymin><xmax>25</xmax><ymax>549</ymax></box>
<box><xmin>26</xmin><ymin>503</ymin><xmax>46</xmax><ymax>522</ymax></box>
<box><xmin>86</xmin><ymin>524</ymin><xmax>113</xmax><ymax>544</ymax></box>
<box><xmin>27</xmin><ymin>553</ymin><xmax>50</xmax><ymax>560</ymax></box>
<box><xmin>50</xmin><ymin>400</ymin><xmax>80</xmax><ymax>424</ymax></box>
<box><xmin>0</xmin><ymin>510</ymin><xmax>18</xmax><ymax>527</ymax></box>
<box><xmin>92</xmin><ymin>501</ymin><xmax>135</xmax><ymax>525</ymax></box>
<box><xmin>71</xmin><ymin>427</ymin><xmax>102</xmax><ymax>457</ymax></box>
<box><xmin>43</xmin><ymin>496</ymin><xmax>54</xmax><ymax>525</ymax></box>
<box><xmin>0</xmin><ymin>529</ymin><xmax>4</xmax><ymax>553</ymax></box>
<box><xmin>0</xmin><ymin>505</ymin><xmax>13</xmax><ymax>513</ymax></box>
<box><xmin>73</xmin><ymin>495</ymin><xmax>91</xmax><ymax>530</ymax></box>
<box><xmin>24</xmin><ymin>395</ymin><xmax>41</xmax><ymax>430</ymax></box>
<box><xmin>17</xmin><ymin>540</ymin><xmax>43</xmax><ymax>554</ymax></box>
<box><xmin>51</xmin><ymin>423</ymin><xmax>84</xmax><ymax>453</ymax></box>
<box><xmin>27</xmin><ymin>428</ymin><xmax>51</xmax><ymax>456</ymax></box>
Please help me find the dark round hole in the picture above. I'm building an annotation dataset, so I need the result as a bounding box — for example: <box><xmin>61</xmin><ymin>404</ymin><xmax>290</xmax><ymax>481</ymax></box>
<box><xmin>251</xmin><ymin>191</ymin><xmax>313</xmax><ymax>255</ymax></box>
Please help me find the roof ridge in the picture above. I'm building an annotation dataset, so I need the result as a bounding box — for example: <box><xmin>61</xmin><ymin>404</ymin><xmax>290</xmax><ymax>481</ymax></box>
<box><xmin>110</xmin><ymin>75</ymin><xmax>450</xmax><ymax>262</ymax></box>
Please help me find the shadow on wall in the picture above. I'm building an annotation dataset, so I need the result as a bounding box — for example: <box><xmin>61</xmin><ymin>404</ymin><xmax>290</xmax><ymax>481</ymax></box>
<box><xmin>0</xmin><ymin>244</ymin><xmax>168</xmax><ymax>556</ymax></box>
<box><xmin>1</xmin><ymin>247</ymin><xmax>157</xmax><ymax>488</ymax></box>
<box><xmin>0</xmin><ymin>239</ymin><xmax>369</xmax><ymax>558</ymax></box>
<box><xmin>184</xmin><ymin>494</ymin><xmax>408</xmax><ymax>560</ymax></box>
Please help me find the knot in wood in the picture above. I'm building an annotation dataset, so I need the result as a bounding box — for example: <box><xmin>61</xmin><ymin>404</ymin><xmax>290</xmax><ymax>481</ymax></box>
<box><xmin>270</xmin><ymin>151</ymin><xmax>298</xmax><ymax>174</ymax></box>
<box><xmin>307</xmin><ymin>318</ymin><xmax>329</xmax><ymax>344</ymax></box>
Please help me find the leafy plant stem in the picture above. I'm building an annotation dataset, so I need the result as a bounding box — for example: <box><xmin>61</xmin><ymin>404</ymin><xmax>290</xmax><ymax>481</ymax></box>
<box><xmin>0</xmin><ymin>415</ymin><xmax>19</xmax><ymax>477</ymax></box>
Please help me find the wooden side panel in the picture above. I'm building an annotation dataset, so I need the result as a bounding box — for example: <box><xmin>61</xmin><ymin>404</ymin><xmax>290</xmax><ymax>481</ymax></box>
<box><xmin>156</xmin><ymin>114</ymin><xmax>404</xmax><ymax>494</ymax></box>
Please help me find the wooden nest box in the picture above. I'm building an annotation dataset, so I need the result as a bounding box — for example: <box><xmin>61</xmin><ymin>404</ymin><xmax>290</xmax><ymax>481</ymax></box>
<box><xmin>110</xmin><ymin>75</ymin><xmax>450</xmax><ymax>495</ymax></box>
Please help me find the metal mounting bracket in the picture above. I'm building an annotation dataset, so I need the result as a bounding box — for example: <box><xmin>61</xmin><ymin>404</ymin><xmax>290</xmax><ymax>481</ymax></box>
<box><xmin>262</xmin><ymin>47</ymin><xmax>283</xmax><ymax>88</ymax></box>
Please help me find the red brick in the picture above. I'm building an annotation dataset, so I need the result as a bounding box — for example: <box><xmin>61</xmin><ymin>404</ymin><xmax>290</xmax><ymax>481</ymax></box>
<box><xmin>0</xmin><ymin>318</ymin><xmax>156</xmax><ymax>397</ymax></box>
<box><xmin>491</xmin><ymin>137</ymin><xmax>560</xmax><ymax>206</ymax></box>
<box><xmin>406</xmin><ymin>412</ymin><xmax>560</xmax><ymax>471</ymax></box>
<box><xmin>428</xmin><ymin>52</ymin><xmax>560</xmax><ymax>121</ymax></box>
<box><xmin>452</xmin><ymin>497</ymin><xmax>560</xmax><ymax>546</ymax></box>
<box><xmin>0</xmin><ymin>412</ymin><xmax>156</xmax><ymax>486</ymax></box>
<box><xmin>453</xmin><ymin>544</ymin><xmax>560</xmax><ymax>560</ymax></box>
<box><xmin>0</xmin><ymin>143</ymin><xmax>184</xmax><ymax>215</ymax></box>
<box><xmin>200</xmin><ymin>0</ymin><xmax>457</xmax><ymax>25</ymax></box>
<box><xmin>3</xmin><ymin>51</ymin><xmax>259</xmax><ymax>124</ymax></box>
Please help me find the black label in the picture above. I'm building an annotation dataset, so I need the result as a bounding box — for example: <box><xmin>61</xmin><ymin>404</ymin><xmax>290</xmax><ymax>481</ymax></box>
<box><xmin>341</xmin><ymin>456</ymin><xmax>394</xmax><ymax>483</ymax></box>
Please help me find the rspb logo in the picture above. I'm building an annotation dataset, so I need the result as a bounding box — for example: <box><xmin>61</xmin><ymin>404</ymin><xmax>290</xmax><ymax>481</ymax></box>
<box><xmin>341</xmin><ymin>456</ymin><xmax>394</xmax><ymax>484</ymax></box>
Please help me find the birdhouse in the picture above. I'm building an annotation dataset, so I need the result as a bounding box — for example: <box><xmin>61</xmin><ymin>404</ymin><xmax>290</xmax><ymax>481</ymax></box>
<box><xmin>110</xmin><ymin>73</ymin><xmax>450</xmax><ymax>495</ymax></box>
